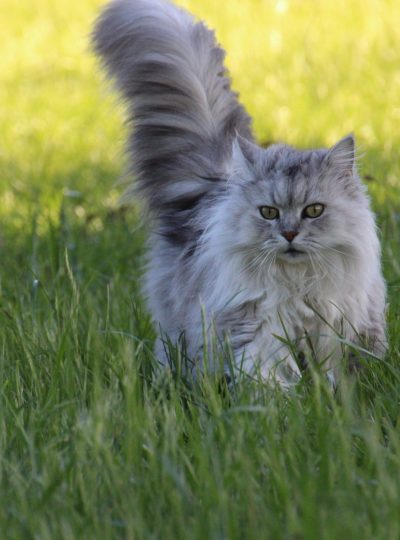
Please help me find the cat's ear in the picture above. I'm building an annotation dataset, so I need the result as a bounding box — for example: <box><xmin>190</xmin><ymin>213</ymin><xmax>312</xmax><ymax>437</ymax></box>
<box><xmin>234</xmin><ymin>134</ymin><xmax>259</xmax><ymax>165</ymax></box>
<box><xmin>231</xmin><ymin>135</ymin><xmax>259</xmax><ymax>181</ymax></box>
<box><xmin>325</xmin><ymin>134</ymin><xmax>357</xmax><ymax>178</ymax></box>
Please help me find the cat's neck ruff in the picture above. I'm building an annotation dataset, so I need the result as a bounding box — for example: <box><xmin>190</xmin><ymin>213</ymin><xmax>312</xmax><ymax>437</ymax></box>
<box><xmin>207</xmin><ymin>247</ymin><xmax>359</xmax><ymax>318</ymax></box>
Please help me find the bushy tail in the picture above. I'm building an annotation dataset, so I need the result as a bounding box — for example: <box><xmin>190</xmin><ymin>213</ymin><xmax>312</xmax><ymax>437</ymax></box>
<box><xmin>92</xmin><ymin>0</ymin><xmax>253</xmax><ymax>216</ymax></box>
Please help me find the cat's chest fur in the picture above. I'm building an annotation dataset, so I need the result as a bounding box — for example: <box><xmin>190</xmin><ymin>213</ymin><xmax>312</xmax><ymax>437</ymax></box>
<box><xmin>230</xmin><ymin>273</ymin><xmax>345</xmax><ymax>372</ymax></box>
<box><xmin>249</xmin><ymin>289</ymin><xmax>323</xmax><ymax>343</ymax></box>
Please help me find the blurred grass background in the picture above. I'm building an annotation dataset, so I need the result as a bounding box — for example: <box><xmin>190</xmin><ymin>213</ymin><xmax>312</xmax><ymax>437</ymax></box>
<box><xmin>2</xmin><ymin>0</ymin><xmax>400</xmax><ymax>224</ymax></box>
<box><xmin>1</xmin><ymin>0</ymin><xmax>400</xmax><ymax>538</ymax></box>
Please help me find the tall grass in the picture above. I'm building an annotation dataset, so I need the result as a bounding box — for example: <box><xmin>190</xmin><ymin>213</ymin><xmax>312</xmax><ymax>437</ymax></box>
<box><xmin>1</xmin><ymin>0</ymin><xmax>399</xmax><ymax>538</ymax></box>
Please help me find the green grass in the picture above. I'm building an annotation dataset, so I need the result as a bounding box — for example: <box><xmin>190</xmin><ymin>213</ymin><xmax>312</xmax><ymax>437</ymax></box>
<box><xmin>1</xmin><ymin>0</ymin><xmax>400</xmax><ymax>538</ymax></box>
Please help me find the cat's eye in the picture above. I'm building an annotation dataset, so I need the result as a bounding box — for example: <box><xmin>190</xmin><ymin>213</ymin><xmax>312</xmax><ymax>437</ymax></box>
<box><xmin>303</xmin><ymin>203</ymin><xmax>325</xmax><ymax>219</ymax></box>
<box><xmin>260</xmin><ymin>206</ymin><xmax>279</xmax><ymax>220</ymax></box>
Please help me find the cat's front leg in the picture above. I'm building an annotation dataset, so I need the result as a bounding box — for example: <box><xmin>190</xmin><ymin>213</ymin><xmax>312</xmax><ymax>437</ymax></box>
<box><xmin>305</xmin><ymin>321</ymin><xmax>387</xmax><ymax>385</ymax></box>
<box><xmin>347</xmin><ymin>326</ymin><xmax>387</xmax><ymax>373</ymax></box>
<box><xmin>232</xmin><ymin>329</ymin><xmax>302</xmax><ymax>388</ymax></box>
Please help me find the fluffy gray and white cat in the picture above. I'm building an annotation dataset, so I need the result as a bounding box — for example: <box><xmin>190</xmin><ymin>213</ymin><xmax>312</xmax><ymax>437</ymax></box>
<box><xmin>93</xmin><ymin>0</ymin><xmax>387</xmax><ymax>386</ymax></box>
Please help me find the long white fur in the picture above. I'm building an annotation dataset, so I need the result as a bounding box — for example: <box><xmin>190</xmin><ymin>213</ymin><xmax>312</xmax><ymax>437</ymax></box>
<box><xmin>93</xmin><ymin>0</ymin><xmax>387</xmax><ymax>386</ymax></box>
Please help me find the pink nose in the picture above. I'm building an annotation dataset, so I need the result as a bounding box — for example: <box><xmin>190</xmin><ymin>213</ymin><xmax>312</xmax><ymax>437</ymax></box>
<box><xmin>282</xmin><ymin>230</ymin><xmax>299</xmax><ymax>242</ymax></box>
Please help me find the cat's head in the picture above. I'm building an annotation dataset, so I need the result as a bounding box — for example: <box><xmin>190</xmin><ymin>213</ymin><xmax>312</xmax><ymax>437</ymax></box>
<box><xmin>220</xmin><ymin>134</ymin><xmax>374</xmax><ymax>274</ymax></box>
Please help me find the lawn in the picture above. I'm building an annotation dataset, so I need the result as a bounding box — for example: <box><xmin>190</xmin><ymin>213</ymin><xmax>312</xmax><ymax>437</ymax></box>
<box><xmin>1</xmin><ymin>0</ymin><xmax>400</xmax><ymax>538</ymax></box>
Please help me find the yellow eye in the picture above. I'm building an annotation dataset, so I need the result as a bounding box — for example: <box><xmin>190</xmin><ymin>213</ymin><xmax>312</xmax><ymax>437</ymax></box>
<box><xmin>260</xmin><ymin>206</ymin><xmax>279</xmax><ymax>220</ymax></box>
<box><xmin>303</xmin><ymin>203</ymin><xmax>325</xmax><ymax>218</ymax></box>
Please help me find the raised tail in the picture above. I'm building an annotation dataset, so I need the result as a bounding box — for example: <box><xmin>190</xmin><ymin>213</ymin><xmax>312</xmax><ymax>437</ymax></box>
<box><xmin>92</xmin><ymin>0</ymin><xmax>253</xmax><ymax>218</ymax></box>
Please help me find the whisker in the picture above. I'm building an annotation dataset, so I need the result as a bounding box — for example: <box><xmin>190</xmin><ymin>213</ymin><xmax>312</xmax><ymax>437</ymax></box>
<box><xmin>305</xmin><ymin>240</ymin><xmax>359</xmax><ymax>260</ymax></box>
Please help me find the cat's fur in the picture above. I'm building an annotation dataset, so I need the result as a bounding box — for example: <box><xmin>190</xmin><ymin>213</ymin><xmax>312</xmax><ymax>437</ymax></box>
<box><xmin>93</xmin><ymin>0</ymin><xmax>387</xmax><ymax>386</ymax></box>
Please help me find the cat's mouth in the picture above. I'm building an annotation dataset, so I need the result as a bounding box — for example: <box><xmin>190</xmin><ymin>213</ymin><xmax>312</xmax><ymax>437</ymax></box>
<box><xmin>285</xmin><ymin>247</ymin><xmax>305</xmax><ymax>257</ymax></box>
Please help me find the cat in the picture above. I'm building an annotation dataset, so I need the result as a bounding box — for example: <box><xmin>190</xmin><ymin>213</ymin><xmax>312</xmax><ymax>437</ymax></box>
<box><xmin>93</xmin><ymin>0</ymin><xmax>387</xmax><ymax>386</ymax></box>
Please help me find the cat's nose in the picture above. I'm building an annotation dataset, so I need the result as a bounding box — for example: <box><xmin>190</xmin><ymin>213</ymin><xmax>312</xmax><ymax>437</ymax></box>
<box><xmin>282</xmin><ymin>230</ymin><xmax>299</xmax><ymax>242</ymax></box>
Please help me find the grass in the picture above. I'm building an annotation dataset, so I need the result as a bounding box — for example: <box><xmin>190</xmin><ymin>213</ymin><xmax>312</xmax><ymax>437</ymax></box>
<box><xmin>1</xmin><ymin>0</ymin><xmax>400</xmax><ymax>538</ymax></box>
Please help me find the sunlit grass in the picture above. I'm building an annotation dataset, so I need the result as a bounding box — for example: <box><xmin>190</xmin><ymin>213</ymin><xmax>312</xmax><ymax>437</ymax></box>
<box><xmin>1</xmin><ymin>0</ymin><xmax>399</xmax><ymax>538</ymax></box>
